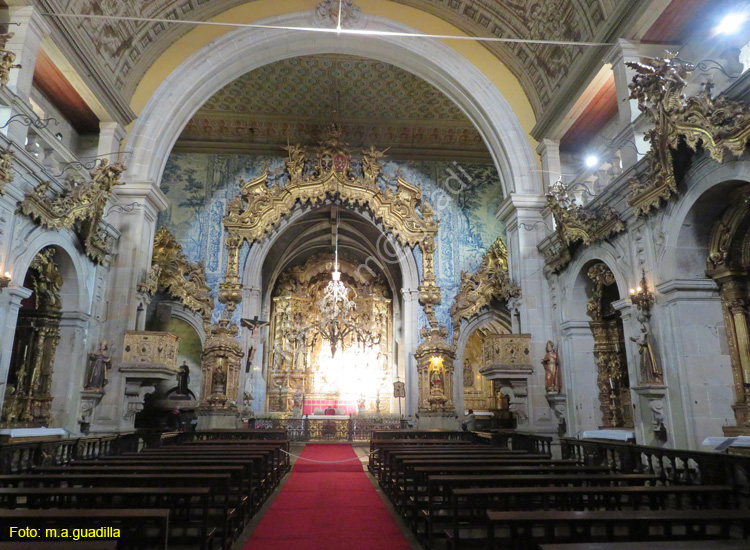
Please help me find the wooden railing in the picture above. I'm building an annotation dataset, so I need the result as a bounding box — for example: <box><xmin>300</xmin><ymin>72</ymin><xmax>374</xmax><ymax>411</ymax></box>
<box><xmin>561</xmin><ymin>437</ymin><xmax>750</xmax><ymax>507</ymax></box>
<box><xmin>0</xmin><ymin>432</ymin><xmax>144</xmax><ymax>474</ymax></box>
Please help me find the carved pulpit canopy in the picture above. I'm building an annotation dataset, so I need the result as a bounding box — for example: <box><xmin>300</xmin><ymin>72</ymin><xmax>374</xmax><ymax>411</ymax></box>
<box><xmin>450</xmin><ymin>237</ymin><xmax>520</xmax><ymax>340</ymax></box>
<box><xmin>138</xmin><ymin>227</ymin><xmax>214</xmax><ymax>329</ymax></box>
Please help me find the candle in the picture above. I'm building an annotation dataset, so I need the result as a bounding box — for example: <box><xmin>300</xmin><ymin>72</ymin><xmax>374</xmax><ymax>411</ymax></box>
<box><xmin>629</xmin><ymin>288</ymin><xmax>635</xmax><ymax>296</ymax></box>
<box><xmin>609</xmin><ymin>378</ymin><xmax>614</xmax><ymax>389</ymax></box>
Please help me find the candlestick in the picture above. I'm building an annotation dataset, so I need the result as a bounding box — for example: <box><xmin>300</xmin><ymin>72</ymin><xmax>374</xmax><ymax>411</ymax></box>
<box><xmin>609</xmin><ymin>377</ymin><xmax>614</xmax><ymax>389</ymax></box>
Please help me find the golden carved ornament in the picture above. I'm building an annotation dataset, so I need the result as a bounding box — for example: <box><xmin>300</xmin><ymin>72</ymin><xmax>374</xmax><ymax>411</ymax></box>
<box><xmin>415</xmin><ymin>324</ymin><xmax>456</xmax><ymax>412</ymax></box>
<box><xmin>19</xmin><ymin>160</ymin><xmax>126</xmax><ymax>264</ymax></box>
<box><xmin>450</xmin><ymin>237</ymin><xmax>520</xmax><ymax>339</ymax></box>
<box><xmin>221</xmin><ymin>126</ymin><xmax>439</xmax><ymax>318</ymax></box>
<box><xmin>139</xmin><ymin>227</ymin><xmax>215</xmax><ymax>329</ymax></box>
<box><xmin>200</xmin><ymin>317</ymin><xmax>244</xmax><ymax>409</ymax></box>
<box><xmin>586</xmin><ymin>262</ymin><xmax>616</xmax><ymax>321</ymax></box>
<box><xmin>0</xmin><ymin>149</ymin><xmax>14</xmax><ymax>195</ymax></box>
<box><xmin>627</xmin><ymin>56</ymin><xmax>750</xmax><ymax>216</ymax></box>
<box><xmin>706</xmin><ymin>185</ymin><xmax>750</xmax><ymax>275</ymax></box>
<box><xmin>0</xmin><ymin>33</ymin><xmax>21</xmax><ymax>87</ymax></box>
<box><xmin>545</xmin><ymin>181</ymin><xmax>625</xmax><ymax>272</ymax></box>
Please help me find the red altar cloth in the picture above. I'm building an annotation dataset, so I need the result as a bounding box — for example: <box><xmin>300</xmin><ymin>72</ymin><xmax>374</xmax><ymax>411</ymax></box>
<box><xmin>303</xmin><ymin>398</ymin><xmax>357</xmax><ymax>415</ymax></box>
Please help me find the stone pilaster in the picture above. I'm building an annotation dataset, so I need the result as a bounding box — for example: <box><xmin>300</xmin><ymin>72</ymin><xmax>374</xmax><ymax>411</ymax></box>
<box><xmin>499</xmin><ymin>193</ymin><xmax>554</xmax><ymax>431</ymax></box>
<box><xmin>0</xmin><ymin>6</ymin><xmax>50</xmax><ymax>145</ymax></box>
<box><xmin>605</xmin><ymin>39</ymin><xmax>648</xmax><ymax>169</ymax></box>
<box><xmin>102</xmin><ymin>181</ymin><xmax>169</xmax><ymax>363</ymax></box>
<box><xmin>401</xmin><ymin>288</ymin><xmax>420</xmax><ymax>416</ymax></box>
<box><xmin>0</xmin><ymin>285</ymin><xmax>32</xmax><ymax>416</ymax></box>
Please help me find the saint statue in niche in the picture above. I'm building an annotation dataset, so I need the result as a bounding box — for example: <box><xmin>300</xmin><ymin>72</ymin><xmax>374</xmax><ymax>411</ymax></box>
<box><xmin>630</xmin><ymin>319</ymin><xmax>663</xmax><ymax>384</ymax></box>
<box><xmin>542</xmin><ymin>340</ymin><xmax>562</xmax><ymax>394</ymax></box>
<box><xmin>293</xmin><ymin>333</ymin><xmax>307</xmax><ymax>371</ymax></box>
<box><xmin>85</xmin><ymin>341</ymin><xmax>111</xmax><ymax>390</ymax></box>
<box><xmin>429</xmin><ymin>363</ymin><xmax>444</xmax><ymax>393</ymax></box>
<box><xmin>212</xmin><ymin>364</ymin><xmax>226</xmax><ymax>394</ymax></box>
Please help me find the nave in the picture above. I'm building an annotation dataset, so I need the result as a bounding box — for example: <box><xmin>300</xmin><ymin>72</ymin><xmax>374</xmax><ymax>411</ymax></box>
<box><xmin>1</xmin><ymin>429</ymin><xmax>749</xmax><ymax>550</ymax></box>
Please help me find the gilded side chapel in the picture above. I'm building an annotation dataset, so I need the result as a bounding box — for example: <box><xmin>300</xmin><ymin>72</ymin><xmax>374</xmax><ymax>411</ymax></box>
<box><xmin>1</xmin><ymin>0</ymin><xmax>750</xmax><ymax>548</ymax></box>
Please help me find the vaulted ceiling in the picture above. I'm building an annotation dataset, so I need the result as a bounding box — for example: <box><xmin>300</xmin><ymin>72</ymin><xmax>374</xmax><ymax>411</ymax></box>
<box><xmin>36</xmin><ymin>0</ymin><xmax>647</xmax><ymax>122</ymax></box>
<box><xmin>175</xmin><ymin>54</ymin><xmax>487</xmax><ymax>160</ymax></box>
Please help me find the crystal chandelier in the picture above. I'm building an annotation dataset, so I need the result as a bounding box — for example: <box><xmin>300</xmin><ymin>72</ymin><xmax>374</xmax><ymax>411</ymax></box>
<box><xmin>296</xmin><ymin>209</ymin><xmax>381</xmax><ymax>357</ymax></box>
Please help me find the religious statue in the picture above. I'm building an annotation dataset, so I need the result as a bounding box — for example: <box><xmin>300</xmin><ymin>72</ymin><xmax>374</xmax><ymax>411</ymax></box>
<box><xmin>85</xmin><ymin>341</ymin><xmax>111</xmax><ymax>390</ymax></box>
<box><xmin>497</xmin><ymin>391</ymin><xmax>510</xmax><ymax>411</ymax></box>
<box><xmin>212</xmin><ymin>366</ymin><xmax>226</xmax><ymax>394</ymax></box>
<box><xmin>541</xmin><ymin>340</ymin><xmax>562</xmax><ymax>394</ymax></box>
<box><xmin>292</xmin><ymin>389</ymin><xmax>303</xmax><ymax>416</ymax></box>
<box><xmin>176</xmin><ymin>362</ymin><xmax>190</xmax><ymax>396</ymax></box>
<box><xmin>429</xmin><ymin>362</ymin><xmax>444</xmax><ymax>393</ymax></box>
<box><xmin>357</xmin><ymin>396</ymin><xmax>366</xmax><ymax>414</ymax></box>
<box><xmin>293</xmin><ymin>333</ymin><xmax>307</xmax><ymax>370</ymax></box>
<box><xmin>630</xmin><ymin>319</ymin><xmax>663</xmax><ymax>384</ymax></box>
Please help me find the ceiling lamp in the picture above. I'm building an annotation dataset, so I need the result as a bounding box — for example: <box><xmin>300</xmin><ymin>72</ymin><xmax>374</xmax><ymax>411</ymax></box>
<box><xmin>295</xmin><ymin>209</ymin><xmax>381</xmax><ymax>357</ymax></box>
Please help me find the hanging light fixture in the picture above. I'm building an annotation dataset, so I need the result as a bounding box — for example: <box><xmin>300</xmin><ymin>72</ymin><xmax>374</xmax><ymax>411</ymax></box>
<box><xmin>293</xmin><ymin>208</ymin><xmax>381</xmax><ymax>357</ymax></box>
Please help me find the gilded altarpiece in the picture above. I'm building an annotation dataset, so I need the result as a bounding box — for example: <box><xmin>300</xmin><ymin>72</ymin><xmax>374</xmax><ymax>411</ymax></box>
<box><xmin>1</xmin><ymin>249</ymin><xmax>62</xmax><ymax>427</ymax></box>
<box><xmin>706</xmin><ymin>185</ymin><xmax>750</xmax><ymax>433</ymax></box>
<box><xmin>266</xmin><ymin>255</ymin><xmax>392</xmax><ymax>414</ymax></box>
<box><xmin>587</xmin><ymin>263</ymin><xmax>633</xmax><ymax>429</ymax></box>
<box><xmin>462</xmin><ymin>330</ymin><xmax>495</xmax><ymax>411</ymax></box>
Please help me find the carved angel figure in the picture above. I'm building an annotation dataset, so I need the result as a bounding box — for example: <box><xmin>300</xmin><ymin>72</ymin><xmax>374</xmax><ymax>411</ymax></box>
<box><xmin>542</xmin><ymin>340</ymin><xmax>562</xmax><ymax>394</ymax></box>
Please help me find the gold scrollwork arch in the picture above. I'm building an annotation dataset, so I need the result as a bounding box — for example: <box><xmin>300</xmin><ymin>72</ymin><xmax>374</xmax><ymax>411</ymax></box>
<box><xmin>220</xmin><ymin>126</ymin><xmax>440</xmax><ymax>323</ymax></box>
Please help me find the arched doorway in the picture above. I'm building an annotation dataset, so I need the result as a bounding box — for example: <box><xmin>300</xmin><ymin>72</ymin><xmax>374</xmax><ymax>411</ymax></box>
<box><xmin>1</xmin><ymin>247</ymin><xmax>63</xmax><ymax>427</ymax></box>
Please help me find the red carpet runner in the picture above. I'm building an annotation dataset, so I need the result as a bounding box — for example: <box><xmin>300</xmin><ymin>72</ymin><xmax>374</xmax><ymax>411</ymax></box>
<box><xmin>245</xmin><ymin>444</ymin><xmax>412</xmax><ymax>550</ymax></box>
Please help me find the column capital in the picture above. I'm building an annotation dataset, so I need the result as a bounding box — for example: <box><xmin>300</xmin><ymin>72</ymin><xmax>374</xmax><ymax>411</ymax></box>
<box><xmin>2</xmin><ymin>284</ymin><xmax>32</xmax><ymax>305</ymax></box>
<box><xmin>604</xmin><ymin>38</ymin><xmax>640</xmax><ymax>66</ymax></box>
<box><xmin>113</xmin><ymin>181</ymin><xmax>169</xmax><ymax>215</ymax></box>
<box><xmin>497</xmin><ymin>193</ymin><xmax>547</xmax><ymax>224</ymax></box>
<box><xmin>401</xmin><ymin>288</ymin><xmax>420</xmax><ymax>301</ymax></box>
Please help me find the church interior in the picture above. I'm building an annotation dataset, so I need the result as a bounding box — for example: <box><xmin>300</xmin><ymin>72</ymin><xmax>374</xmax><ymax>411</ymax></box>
<box><xmin>1</xmin><ymin>0</ymin><xmax>750</xmax><ymax>548</ymax></box>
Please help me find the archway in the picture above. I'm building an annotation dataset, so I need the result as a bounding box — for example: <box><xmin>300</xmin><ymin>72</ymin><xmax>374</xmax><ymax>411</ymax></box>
<box><xmin>125</xmin><ymin>12</ymin><xmax>537</xmax><ymax>198</ymax></box>
<box><xmin>1</xmin><ymin>246</ymin><xmax>78</xmax><ymax>429</ymax></box>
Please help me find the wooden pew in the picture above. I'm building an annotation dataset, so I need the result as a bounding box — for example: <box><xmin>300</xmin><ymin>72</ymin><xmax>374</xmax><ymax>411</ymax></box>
<box><xmin>0</xmin><ymin>542</ymin><xmax>118</xmax><ymax>550</ymax></box>
<box><xmin>0</xmin><ymin>473</ymin><xmax>236</xmax><ymax>549</ymax></box>
<box><xmin>400</xmin><ymin>465</ymin><xmax>613</xmax><ymax>518</ymax></box>
<box><xmin>539</xmin><ymin>542</ymin><xmax>750</xmax><ymax>550</ymax></box>
<box><xmin>485</xmin><ymin>509</ymin><xmax>750</xmax><ymax>550</ymax></box>
<box><xmin>0</xmin><ymin>486</ymin><xmax>215</xmax><ymax>550</ymax></box>
<box><xmin>0</xmin><ymin>509</ymin><xmax>170</xmax><ymax>550</ymax></box>
<box><xmin>440</xmin><ymin>485</ymin><xmax>735</xmax><ymax>549</ymax></box>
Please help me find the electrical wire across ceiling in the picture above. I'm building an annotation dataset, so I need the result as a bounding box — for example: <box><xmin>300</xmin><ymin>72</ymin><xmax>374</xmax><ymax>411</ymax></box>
<box><xmin>40</xmin><ymin>0</ymin><xmax>614</xmax><ymax>48</ymax></box>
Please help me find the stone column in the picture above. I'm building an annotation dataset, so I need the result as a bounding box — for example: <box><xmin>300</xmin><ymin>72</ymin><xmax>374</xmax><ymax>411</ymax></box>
<box><xmin>97</xmin><ymin>122</ymin><xmax>126</xmax><ymax>162</ymax></box>
<box><xmin>0</xmin><ymin>6</ymin><xmax>50</xmax><ymax>145</ymax></box>
<box><xmin>499</xmin><ymin>193</ymin><xmax>555</xmax><ymax>432</ymax></box>
<box><xmin>50</xmin><ymin>311</ymin><xmax>91</xmax><ymax>433</ymax></box>
<box><xmin>401</xmin><ymin>288</ymin><xmax>420</xmax><ymax>417</ymax></box>
<box><xmin>0</xmin><ymin>285</ymin><xmax>32</xmax><ymax>415</ymax></box>
<box><xmin>605</xmin><ymin>39</ymin><xmax>648</xmax><ymax>169</ymax></box>
<box><xmin>102</xmin><ymin>182</ymin><xmax>169</xmax><ymax>359</ymax></box>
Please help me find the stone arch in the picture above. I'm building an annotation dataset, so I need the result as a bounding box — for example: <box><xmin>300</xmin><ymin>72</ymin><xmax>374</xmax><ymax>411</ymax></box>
<box><xmin>660</xmin><ymin>160</ymin><xmax>750</xmax><ymax>283</ymax></box>
<box><xmin>125</xmin><ymin>11</ymin><xmax>537</xmax><ymax>199</ymax></box>
<box><xmin>562</xmin><ymin>246</ymin><xmax>629</xmax><ymax>323</ymax></box>
<box><xmin>452</xmin><ymin>309</ymin><xmax>512</xmax><ymax>415</ymax></box>
<box><xmin>10</xmin><ymin>229</ymin><xmax>92</xmax><ymax>315</ymax></box>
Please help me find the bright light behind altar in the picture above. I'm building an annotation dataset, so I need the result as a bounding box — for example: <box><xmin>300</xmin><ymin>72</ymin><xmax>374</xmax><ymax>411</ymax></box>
<box><xmin>313</xmin><ymin>343</ymin><xmax>388</xmax><ymax>399</ymax></box>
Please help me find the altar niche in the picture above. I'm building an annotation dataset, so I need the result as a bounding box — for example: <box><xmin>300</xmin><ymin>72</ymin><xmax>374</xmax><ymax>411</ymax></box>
<box><xmin>586</xmin><ymin>262</ymin><xmax>633</xmax><ymax>429</ymax></box>
<box><xmin>266</xmin><ymin>254</ymin><xmax>392</xmax><ymax>414</ymax></box>
<box><xmin>1</xmin><ymin>248</ymin><xmax>62</xmax><ymax>428</ymax></box>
